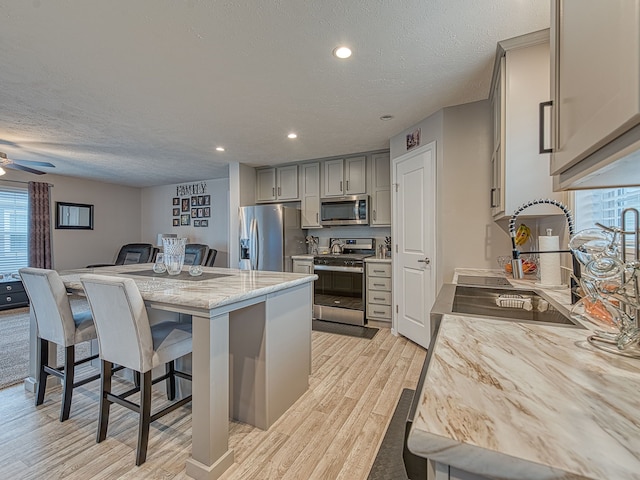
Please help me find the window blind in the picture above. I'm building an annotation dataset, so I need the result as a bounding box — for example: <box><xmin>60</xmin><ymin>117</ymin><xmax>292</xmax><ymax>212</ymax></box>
<box><xmin>0</xmin><ymin>187</ymin><xmax>28</xmax><ymax>274</ymax></box>
<box><xmin>575</xmin><ymin>187</ymin><xmax>640</xmax><ymax>231</ymax></box>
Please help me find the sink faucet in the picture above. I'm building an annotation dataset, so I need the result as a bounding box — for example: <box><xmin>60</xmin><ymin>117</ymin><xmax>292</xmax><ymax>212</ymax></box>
<box><xmin>508</xmin><ymin>198</ymin><xmax>580</xmax><ymax>304</ymax></box>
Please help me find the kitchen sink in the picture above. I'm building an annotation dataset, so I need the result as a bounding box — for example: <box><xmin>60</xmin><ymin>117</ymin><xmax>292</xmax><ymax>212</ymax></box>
<box><xmin>431</xmin><ymin>284</ymin><xmax>582</xmax><ymax>329</ymax></box>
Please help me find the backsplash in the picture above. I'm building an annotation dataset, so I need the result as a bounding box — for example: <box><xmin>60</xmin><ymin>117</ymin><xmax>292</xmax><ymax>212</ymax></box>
<box><xmin>305</xmin><ymin>225</ymin><xmax>391</xmax><ymax>250</ymax></box>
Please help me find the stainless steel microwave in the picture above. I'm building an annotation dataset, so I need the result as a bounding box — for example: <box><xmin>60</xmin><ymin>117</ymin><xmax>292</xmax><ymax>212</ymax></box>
<box><xmin>320</xmin><ymin>195</ymin><xmax>369</xmax><ymax>226</ymax></box>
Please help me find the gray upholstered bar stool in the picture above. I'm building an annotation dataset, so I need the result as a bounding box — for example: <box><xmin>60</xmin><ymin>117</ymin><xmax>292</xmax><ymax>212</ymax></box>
<box><xmin>80</xmin><ymin>274</ymin><xmax>193</xmax><ymax>466</ymax></box>
<box><xmin>19</xmin><ymin>267</ymin><xmax>100</xmax><ymax>422</ymax></box>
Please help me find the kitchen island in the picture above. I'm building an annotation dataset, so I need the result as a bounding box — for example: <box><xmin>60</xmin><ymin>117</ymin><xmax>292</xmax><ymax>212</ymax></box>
<box><xmin>408</xmin><ymin>269</ymin><xmax>640</xmax><ymax>479</ymax></box>
<box><xmin>28</xmin><ymin>264</ymin><xmax>316</xmax><ymax>480</ymax></box>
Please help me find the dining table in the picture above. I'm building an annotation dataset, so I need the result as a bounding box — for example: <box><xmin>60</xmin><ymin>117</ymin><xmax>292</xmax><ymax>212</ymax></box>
<box><xmin>25</xmin><ymin>264</ymin><xmax>317</xmax><ymax>480</ymax></box>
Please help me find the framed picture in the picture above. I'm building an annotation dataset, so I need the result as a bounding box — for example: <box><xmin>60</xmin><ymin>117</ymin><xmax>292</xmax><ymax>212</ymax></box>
<box><xmin>191</xmin><ymin>196</ymin><xmax>198</xmax><ymax>206</ymax></box>
<box><xmin>197</xmin><ymin>208</ymin><xmax>204</xmax><ymax>218</ymax></box>
<box><xmin>406</xmin><ymin>128</ymin><xmax>421</xmax><ymax>150</ymax></box>
<box><xmin>203</xmin><ymin>207</ymin><xmax>210</xmax><ymax>218</ymax></box>
<box><xmin>191</xmin><ymin>207</ymin><xmax>198</xmax><ymax>217</ymax></box>
<box><xmin>172</xmin><ymin>207</ymin><xmax>180</xmax><ymax>216</ymax></box>
<box><xmin>172</xmin><ymin>218</ymin><xmax>179</xmax><ymax>227</ymax></box>
<box><xmin>180</xmin><ymin>214</ymin><xmax>190</xmax><ymax>226</ymax></box>
<box><xmin>201</xmin><ymin>219</ymin><xmax>208</xmax><ymax>227</ymax></box>
<box><xmin>204</xmin><ymin>195</ymin><xmax>210</xmax><ymax>205</ymax></box>
<box><xmin>193</xmin><ymin>219</ymin><xmax>201</xmax><ymax>227</ymax></box>
<box><xmin>181</xmin><ymin>198</ymin><xmax>190</xmax><ymax>212</ymax></box>
<box><xmin>198</xmin><ymin>196</ymin><xmax>204</xmax><ymax>205</ymax></box>
<box><xmin>172</xmin><ymin>197</ymin><xmax>180</xmax><ymax>206</ymax></box>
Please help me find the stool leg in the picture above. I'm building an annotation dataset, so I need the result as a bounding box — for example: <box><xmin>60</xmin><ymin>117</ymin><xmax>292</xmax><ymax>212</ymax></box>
<box><xmin>35</xmin><ymin>338</ymin><xmax>49</xmax><ymax>407</ymax></box>
<box><xmin>97</xmin><ymin>360</ymin><xmax>112</xmax><ymax>443</ymax></box>
<box><xmin>136</xmin><ymin>371</ymin><xmax>152</xmax><ymax>466</ymax></box>
<box><xmin>166</xmin><ymin>361</ymin><xmax>176</xmax><ymax>401</ymax></box>
<box><xmin>60</xmin><ymin>345</ymin><xmax>75</xmax><ymax>422</ymax></box>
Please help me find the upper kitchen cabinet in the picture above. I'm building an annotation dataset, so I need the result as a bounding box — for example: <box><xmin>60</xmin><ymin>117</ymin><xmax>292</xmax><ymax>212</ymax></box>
<box><xmin>323</xmin><ymin>156</ymin><xmax>366</xmax><ymax>197</ymax></box>
<box><xmin>256</xmin><ymin>165</ymin><xmax>299</xmax><ymax>203</ymax></box>
<box><xmin>490</xmin><ymin>29</ymin><xmax>563</xmax><ymax>219</ymax></box>
<box><xmin>369</xmin><ymin>152</ymin><xmax>391</xmax><ymax>226</ymax></box>
<box><xmin>550</xmin><ymin>0</ymin><xmax>640</xmax><ymax>190</ymax></box>
<box><xmin>300</xmin><ymin>162</ymin><xmax>321</xmax><ymax>228</ymax></box>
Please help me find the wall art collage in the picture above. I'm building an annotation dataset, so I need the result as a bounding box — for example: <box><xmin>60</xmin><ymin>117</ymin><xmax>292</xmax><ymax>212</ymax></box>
<box><xmin>172</xmin><ymin>194</ymin><xmax>211</xmax><ymax>227</ymax></box>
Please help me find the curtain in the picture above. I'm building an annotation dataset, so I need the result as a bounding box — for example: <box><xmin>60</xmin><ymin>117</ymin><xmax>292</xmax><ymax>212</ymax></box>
<box><xmin>28</xmin><ymin>181</ymin><xmax>52</xmax><ymax>268</ymax></box>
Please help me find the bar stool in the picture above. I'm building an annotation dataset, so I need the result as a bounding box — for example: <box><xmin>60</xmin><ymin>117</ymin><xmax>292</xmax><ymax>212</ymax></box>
<box><xmin>80</xmin><ymin>274</ymin><xmax>193</xmax><ymax>466</ymax></box>
<box><xmin>19</xmin><ymin>267</ymin><xmax>100</xmax><ymax>422</ymax></box>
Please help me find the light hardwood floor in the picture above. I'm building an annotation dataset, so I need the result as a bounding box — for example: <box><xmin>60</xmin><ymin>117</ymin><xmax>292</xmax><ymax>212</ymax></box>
<box><xmin>0</xmin><ymin>327</ymin><xmax>426</xmax><ymax>480</ymax></box>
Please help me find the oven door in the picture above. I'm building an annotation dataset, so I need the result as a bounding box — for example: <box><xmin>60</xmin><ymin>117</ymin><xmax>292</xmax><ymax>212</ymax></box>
<box><xmin>313</xmin><ymin>265</ymin><xmax>365</xmax><ymax>326</ymax></box>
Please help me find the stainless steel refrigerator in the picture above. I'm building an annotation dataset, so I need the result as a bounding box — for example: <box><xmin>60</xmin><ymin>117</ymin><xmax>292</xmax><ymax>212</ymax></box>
<box><xmin>239</xmin><ymin>205</ymin><xmax>306</xmax><ymax>272</ymax></box>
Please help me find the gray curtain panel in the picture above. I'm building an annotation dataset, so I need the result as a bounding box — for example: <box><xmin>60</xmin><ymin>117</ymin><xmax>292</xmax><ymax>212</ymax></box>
<box><xmin>28</xmin><ymin>181</ymin><xmax>52</xmax><ymax>268</ymax></box>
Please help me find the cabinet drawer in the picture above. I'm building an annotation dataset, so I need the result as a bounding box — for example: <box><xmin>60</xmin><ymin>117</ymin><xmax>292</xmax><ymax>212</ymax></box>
<box><xmin>368</xmin><ymin>291</ymin><xmax>391</xmax><ymax>305</ymax></box>
<box><xmin>0</xmin><ymin>281</ymin><xmax>25</xmax><ymax>294</ymax></box>
<box><xmin>367</xmin><ymin>277</ymin><xmax>391</xmax><ymax>291</ymax></box>
<box><xmin>0</xmin><ymin>291</ymin><xmax>29</xmax><ymax>308</ymax></box>
<box><xmin>366</xmin><ymin>263</ymin><xmax>391</xmax><ymax>277</ymax></box>
<box><xmin>367</xmin><ymin>303</ymin><xmax>392</xmax><ymax>319</ymax></box>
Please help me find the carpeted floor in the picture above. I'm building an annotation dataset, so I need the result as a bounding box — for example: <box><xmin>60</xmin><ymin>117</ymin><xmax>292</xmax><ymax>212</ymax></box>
<box><xmin>312</xmin><ymin>319</ymin><xmax>379</xmax><ymax>339</ymax></box>
<box><xmin>0</xmin><ymin>299</ymin><xmax>91</xmax><ymax>390</ymax></box>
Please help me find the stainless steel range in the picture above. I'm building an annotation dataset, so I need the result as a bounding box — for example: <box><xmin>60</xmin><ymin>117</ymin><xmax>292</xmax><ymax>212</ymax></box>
<box><xmin>313</xmin><ymin>238</ymin><xmax>375</xmax><ymax>326</ymax></box>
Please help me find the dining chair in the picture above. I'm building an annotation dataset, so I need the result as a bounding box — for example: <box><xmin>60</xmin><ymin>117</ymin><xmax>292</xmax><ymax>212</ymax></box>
<box><xmin>183</xmin><ymin>243</ymin><xmax>209</xmax><ymax>266</ymax></box>
<box><xmin>204</xmin><ymin>248</ymin><xmax>218</xmax><ymax>267</ymax></box>
<box><xmin>19</xmin><ymin>267</ymin><xmax>100</xmax><ymax>422</ymax></box>
<box><xmin>87</xmin><ymin>243</ymin><xmax>157</xmax><ymax>268</ymax></box>
<box><xmin>80</xmin><ymin>274</ymin><xmax>193</xmax><ymax>466</ymax></box>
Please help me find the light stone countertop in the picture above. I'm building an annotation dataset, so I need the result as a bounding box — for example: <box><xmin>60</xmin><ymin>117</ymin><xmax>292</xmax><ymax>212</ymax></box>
<box><xmin>408</xmin><ymin>268</ymin><xmax>640</xmax><ymax>479</ymax></box>
<box><xmin>60</xmin><ymin>264</ymin><xmax>317</xmax><ymax>311</ymax></box>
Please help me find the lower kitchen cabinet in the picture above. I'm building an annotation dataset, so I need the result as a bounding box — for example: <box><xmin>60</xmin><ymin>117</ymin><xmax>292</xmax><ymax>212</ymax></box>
<box><xmin>292</xmin><ymin>257</ymin><xmax>314</xmax><ymax>274</ymax></box>
<box><xmin>0</xmin><ymin>280</ymin><xmax>29</xmax><ymax>310</ymax></box>
<box><xmin>366</xmin><ymin>261</ymin><xmax>392</xmax><ymax>323</ymax></box>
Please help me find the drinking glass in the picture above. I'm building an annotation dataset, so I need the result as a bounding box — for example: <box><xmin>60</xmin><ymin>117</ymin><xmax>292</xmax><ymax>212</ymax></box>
<box><xmin>163</xmin><ymin>237</ymin><xmax>186</xmax><ymax>275</ymax></box>
<box><xmin>153</xmin><ymin>253</ymin><xmax>167</xmax><ymax>274</ymax></box>
<box><xmin>568</xmin><ymin>228</ymin><xmax>614</xmax><ymax>266</ymax></box>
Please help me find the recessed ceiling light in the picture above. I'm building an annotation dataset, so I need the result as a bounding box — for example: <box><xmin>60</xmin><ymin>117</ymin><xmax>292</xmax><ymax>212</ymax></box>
<box><xmin>287</xmin><ymin>133</ymin><xmax>298</xmax><ymax>139</ymax></box>
<box><xmin>215</xmin><ymin>146</ymin><xmax>225</xmax><ymax>152</ymax></box>
<box><xmin>380</xmin><ymin>115</ymin><xmax>394</xmax><ymax>121</ymax></box>
<box><xmin>333</xmin><ymin>46</ymin><xmax>352</xmax><ymax>59</ymax></box>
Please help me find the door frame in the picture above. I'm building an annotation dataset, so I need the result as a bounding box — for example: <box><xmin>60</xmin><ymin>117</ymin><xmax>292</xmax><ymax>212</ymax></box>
<box><xmin>391</xmin><ymin>141</ymin><xmax>438</xmax><ymax>339</ymax></box>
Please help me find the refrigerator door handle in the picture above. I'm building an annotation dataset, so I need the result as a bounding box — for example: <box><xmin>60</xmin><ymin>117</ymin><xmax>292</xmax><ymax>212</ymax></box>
<box><xmin>250</xmin><ymin>218</ymin><xmax>259</xmax><ymax>270</ymax></box>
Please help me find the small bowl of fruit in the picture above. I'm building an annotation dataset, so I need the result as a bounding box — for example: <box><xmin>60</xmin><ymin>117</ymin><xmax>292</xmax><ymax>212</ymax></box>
<box><xmin>497</xmin><ymin>255</ymin><xmax>538</xmax><ymax>276</ymax></box>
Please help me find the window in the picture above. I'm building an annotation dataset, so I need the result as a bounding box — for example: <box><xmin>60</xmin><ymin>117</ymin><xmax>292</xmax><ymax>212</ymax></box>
<box><xmin>574</xmin><ymin>187</ymin><xmax>640</xmax><ymax>231</ymax></box>
<box><xmin>0</xmin><ymin>187</ymin><xmax>28</xmax><ymax>274</ymax></box>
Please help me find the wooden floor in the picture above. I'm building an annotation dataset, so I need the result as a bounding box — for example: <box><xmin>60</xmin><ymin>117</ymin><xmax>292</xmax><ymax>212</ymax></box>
<box><xmin>0</xmin><ymin>327</ymin><xmax>426</xmax><ymax>480</ymax></box>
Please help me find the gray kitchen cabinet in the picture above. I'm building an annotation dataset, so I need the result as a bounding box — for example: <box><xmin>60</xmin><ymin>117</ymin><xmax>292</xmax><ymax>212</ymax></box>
<box><xmin>323</xmin><ymin>156</ymin><xmax>366</xmax><ymax>197</ymax></box>
<box><xmin>300</xmin><ymin>162</ymin><xmax>321</xmax><ymax>228</ymax></box>
<box><xmin>366</xmin><ymin>262</ymin><xmax>392</xmax><ymax>323</ymax></box>
<box><xmin>489</xmin><ymin>30</ymin><xmax>563</xmax><ymax>219</ymax></box>
<box><xmin>550</xmin><ymin>0</ymin><xmax>640</xmax><ymax>190</ymax></box>
<box><xmin>369</xmin><ymin>152</ymin><xmax>391</xmax><ymax>226</ymax></box>
<box><xmin>292</xmin><ymin>257</ymin><xmax>314</xmax><ymax>274</ymax></box>
<box><xmin>256</xmin><ymin>165</ymin><xmax>299</xmax><ymax>202</ymax></box>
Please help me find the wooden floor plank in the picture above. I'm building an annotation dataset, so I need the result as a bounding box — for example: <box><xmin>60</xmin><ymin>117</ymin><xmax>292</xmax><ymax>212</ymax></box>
<box><xmin>0</xmin><ymin>327</ymin><xmax>426</xmax><ymax>480</ymax></box>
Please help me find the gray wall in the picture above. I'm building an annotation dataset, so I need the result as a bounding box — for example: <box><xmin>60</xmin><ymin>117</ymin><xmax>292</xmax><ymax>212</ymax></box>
<box><xmin>390</xmin><ymin>100</ymin><xmax>512</xmax><ymax>286</ymax></box>
<box><xmin>141</xmin><ymin>178</ymin><xmax>229</xmax><ymax>267</ymax></box>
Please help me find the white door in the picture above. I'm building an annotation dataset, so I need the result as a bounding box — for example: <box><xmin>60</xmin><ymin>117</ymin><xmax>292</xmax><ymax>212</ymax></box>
<box><xmin>392</xmin><ymin>142</ymin><xmax>436</xmax><ymax>349</ymax></box>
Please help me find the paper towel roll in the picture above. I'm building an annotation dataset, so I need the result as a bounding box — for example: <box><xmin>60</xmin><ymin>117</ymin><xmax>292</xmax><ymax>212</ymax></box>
<box><xmin>539</xmin><ymin>235</ymin><xmax>562</xmax><ymax>286</ymax></box>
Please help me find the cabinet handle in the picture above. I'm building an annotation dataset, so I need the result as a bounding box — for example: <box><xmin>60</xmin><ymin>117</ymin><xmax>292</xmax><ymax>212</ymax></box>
<box><xmin>373</xmin><ymin>297</ymin><xmax>385</xmax><ymax>301</ymax></box>
<box><xmin>6</xmin><ymin>285</ymin><xmax>11</xmax><ymax>291</ymax></box>
<box><xmin>539</xmin><ymin>100</ymin><xmax>553</xmax><ymax>154</ymax></box>
<box><xmin>316</xmin><ymin>212</ymin><xmax>319</xmax><ymax>222</ymax></box>
<box><xmin>373</xmin><ymin>310</ymin><xmax>386</xmax><ymax>314</ymax></box>
<box><xmin>490</xmin><ymin>187</ymin><xmax>497</xmax><ymax>208</ymax></box>
<box><xmin>6</xmin><ymin>296</ymin><xmax>11</xmax><ymax>302</ymax></box>
<box><xmin>339</xmin><ymin>181</ymin><xmax>343</xmax><ymax>192</ymax></box>
<box><xmin>373</xmin><ymin>270</ymin><xmax>385</xmax><ymax>273</ymax></box>
<box><xmin>278</xmin><ymin>186</ymin><xmax>281</xmax><ymax>196</ymax></box>
<box><xmin>373</xmin><ymin>210</ymin><xmax>376</xmax><ymax>221</ymax></box>
<box><xmin>373</xmin><ymin>283</ymin><xmax>385</xmax><ymax>287</ymax></box>
<box><xmin>272</xmin><ymin>187</ymin><xmax>275</xmax><ymax>196</ymax></box>
<box><xmin>346</xmin><ymin>180</ymin><xmax>349</xmax><ymax>191</ymax></box>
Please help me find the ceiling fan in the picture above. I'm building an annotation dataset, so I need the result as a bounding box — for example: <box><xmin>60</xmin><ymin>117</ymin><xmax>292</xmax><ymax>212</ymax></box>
<box><xmin>0</xmin><ymin>151</ymin><xmax>55</xmax><ymax>175</ymax></box>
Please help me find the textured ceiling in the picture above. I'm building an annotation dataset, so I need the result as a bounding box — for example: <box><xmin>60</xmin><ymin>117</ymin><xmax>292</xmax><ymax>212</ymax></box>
<box><xmin>0</xmin><ymin>1</ymin><xmax>549</xmax><ymax>187</ymax></box>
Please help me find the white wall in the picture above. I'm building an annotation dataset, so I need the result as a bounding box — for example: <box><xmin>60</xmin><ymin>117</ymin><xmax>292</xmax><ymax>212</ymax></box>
<box><xmin>390</xmin><ymin>100</ymin><xmax>512</xmax><ymax>286</ymax></box>
<box><xmin>141</xmin><ymin>178</ymin><xmax>229</xmax><ymax>266</ymax></box>
<box><xmin>0</xmin><ymin>170</ymin><xmax>142</xmax><ymax>270</ymax></box>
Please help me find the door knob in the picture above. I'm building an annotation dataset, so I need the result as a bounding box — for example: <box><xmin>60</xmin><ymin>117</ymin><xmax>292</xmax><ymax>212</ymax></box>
<box><xmin>418</xmin><ymin>258</ymin><xmax>431</xmax><ymax>265</ymax></box>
